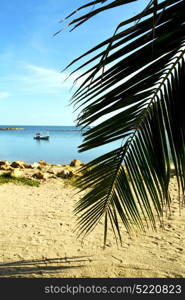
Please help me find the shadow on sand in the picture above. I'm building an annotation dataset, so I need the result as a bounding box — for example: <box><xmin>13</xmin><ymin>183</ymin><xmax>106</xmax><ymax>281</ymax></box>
<box><xmin>0</xmin><ymin>256</ymin><xmax>91</xmax><ymax>277</ymax></box>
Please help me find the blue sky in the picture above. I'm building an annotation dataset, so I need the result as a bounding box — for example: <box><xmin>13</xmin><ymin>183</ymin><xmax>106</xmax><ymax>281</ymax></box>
<box><xmin>0</xmin><ymin>0</ymin><xmax>148</xmax><ymax>125</ymax></box>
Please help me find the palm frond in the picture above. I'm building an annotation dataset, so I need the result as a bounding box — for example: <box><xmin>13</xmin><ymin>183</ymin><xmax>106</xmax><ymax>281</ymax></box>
<box><xmin>61</xmin><ymin>0</ymin><xmax>185</xmax><ymax>244</ymax></box>
<box><xmin>54</xmin><ymin>0</ymin><xmax>136</xmax><ymax>35</ymax></box>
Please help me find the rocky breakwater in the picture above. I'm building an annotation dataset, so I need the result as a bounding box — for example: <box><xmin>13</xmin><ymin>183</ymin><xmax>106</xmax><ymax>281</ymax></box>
<box><xmin>0</xmin><ymin>127</ymin><xmax>24</xmax><ymax>130</ymax></box>
<box><xmin>0</xmin><ymin>159</ymin><xmax>85</xmax><ymax>181</ymax></box>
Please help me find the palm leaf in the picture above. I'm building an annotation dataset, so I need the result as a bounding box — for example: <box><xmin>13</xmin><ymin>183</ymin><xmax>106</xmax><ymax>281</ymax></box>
<box><xmin>54</xmin><ymin>0</ymin><xmax>136</xmax><ymax>35</ymax></box>
<box><xmin>61</xmin><ymin>0</ymin><xmax>185</xmax><ymax>244</ymax></box>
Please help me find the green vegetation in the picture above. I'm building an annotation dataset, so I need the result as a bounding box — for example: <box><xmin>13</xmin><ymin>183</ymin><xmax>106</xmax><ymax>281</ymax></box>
<box><xmin>61</xmin><ymin>0</ymin><xmax>185</xmax><ymax>244</ymax></box>
<box><xmin>0</xmin><ymin>173</ymin><xmax>40</xmax><ymax>187</ymax></box>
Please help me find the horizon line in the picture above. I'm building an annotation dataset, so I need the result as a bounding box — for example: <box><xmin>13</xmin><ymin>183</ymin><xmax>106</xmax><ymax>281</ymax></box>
<box><xmin>0</xmin><ymin>124</ymin><xmax>77</xmax><ymax>127</ymax></box>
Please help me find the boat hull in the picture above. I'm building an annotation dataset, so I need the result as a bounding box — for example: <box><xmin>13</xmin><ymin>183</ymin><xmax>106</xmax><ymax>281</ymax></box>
<box><xmin>34</xmin><ymin>136</ymin><xmax>49</xmax><ymax>140</ymax></box>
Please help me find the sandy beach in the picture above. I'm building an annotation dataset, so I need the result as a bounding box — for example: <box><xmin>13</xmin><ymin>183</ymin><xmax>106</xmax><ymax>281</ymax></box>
<box><xmin>0</xmin><ymin>176</ymin><xmax>184</xmax><ymax>278</ymax></box>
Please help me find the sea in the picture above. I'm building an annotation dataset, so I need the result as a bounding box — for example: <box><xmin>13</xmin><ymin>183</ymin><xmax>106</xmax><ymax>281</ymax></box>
<box><xmin>0</xmin><ymin>125</ymin><xmax>121</xmax><ymax>164</ymax></box>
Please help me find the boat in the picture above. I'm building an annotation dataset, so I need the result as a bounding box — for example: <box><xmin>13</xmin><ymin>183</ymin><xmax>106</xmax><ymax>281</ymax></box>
<box><xmin>33</xmin><ymin>132</ymin><xmax>49</xmax><ymax>140</ymax></box>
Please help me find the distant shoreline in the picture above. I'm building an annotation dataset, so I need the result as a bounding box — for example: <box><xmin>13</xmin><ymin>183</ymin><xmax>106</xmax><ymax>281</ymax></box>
<box><xmin>0</xmin><ymin>128</ymin><xmax>86</xmax><ymax>132</ymax></box>
<box><xmin>0</xmin><ymin>127</ymin><xmax>24</xmax><ymax>131</ymax></box>
<box><xmin>0</xmin><ymin>127</ymin><xmax>90</xmax><ymax>132</ymax></box>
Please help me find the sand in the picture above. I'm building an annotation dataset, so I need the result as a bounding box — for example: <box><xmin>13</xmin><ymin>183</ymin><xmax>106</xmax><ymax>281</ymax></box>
<box><xmin>0</xmin><ymin>177</ymin><xmax>184</xmax><ymax>278</ymax></box>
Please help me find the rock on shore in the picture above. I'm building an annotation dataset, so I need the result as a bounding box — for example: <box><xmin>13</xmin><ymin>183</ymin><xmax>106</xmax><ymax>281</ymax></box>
<box><xmin>0</xmin><ymin>159</ymin><xmax>84</xmax><ymax>181</ymax></box>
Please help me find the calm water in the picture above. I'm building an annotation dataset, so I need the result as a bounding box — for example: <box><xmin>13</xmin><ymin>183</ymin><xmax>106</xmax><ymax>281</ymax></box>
<box><xmin>0</xmin><ymin>125</ymin><xmax>121</xmax><ymax>164</ymax></box>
